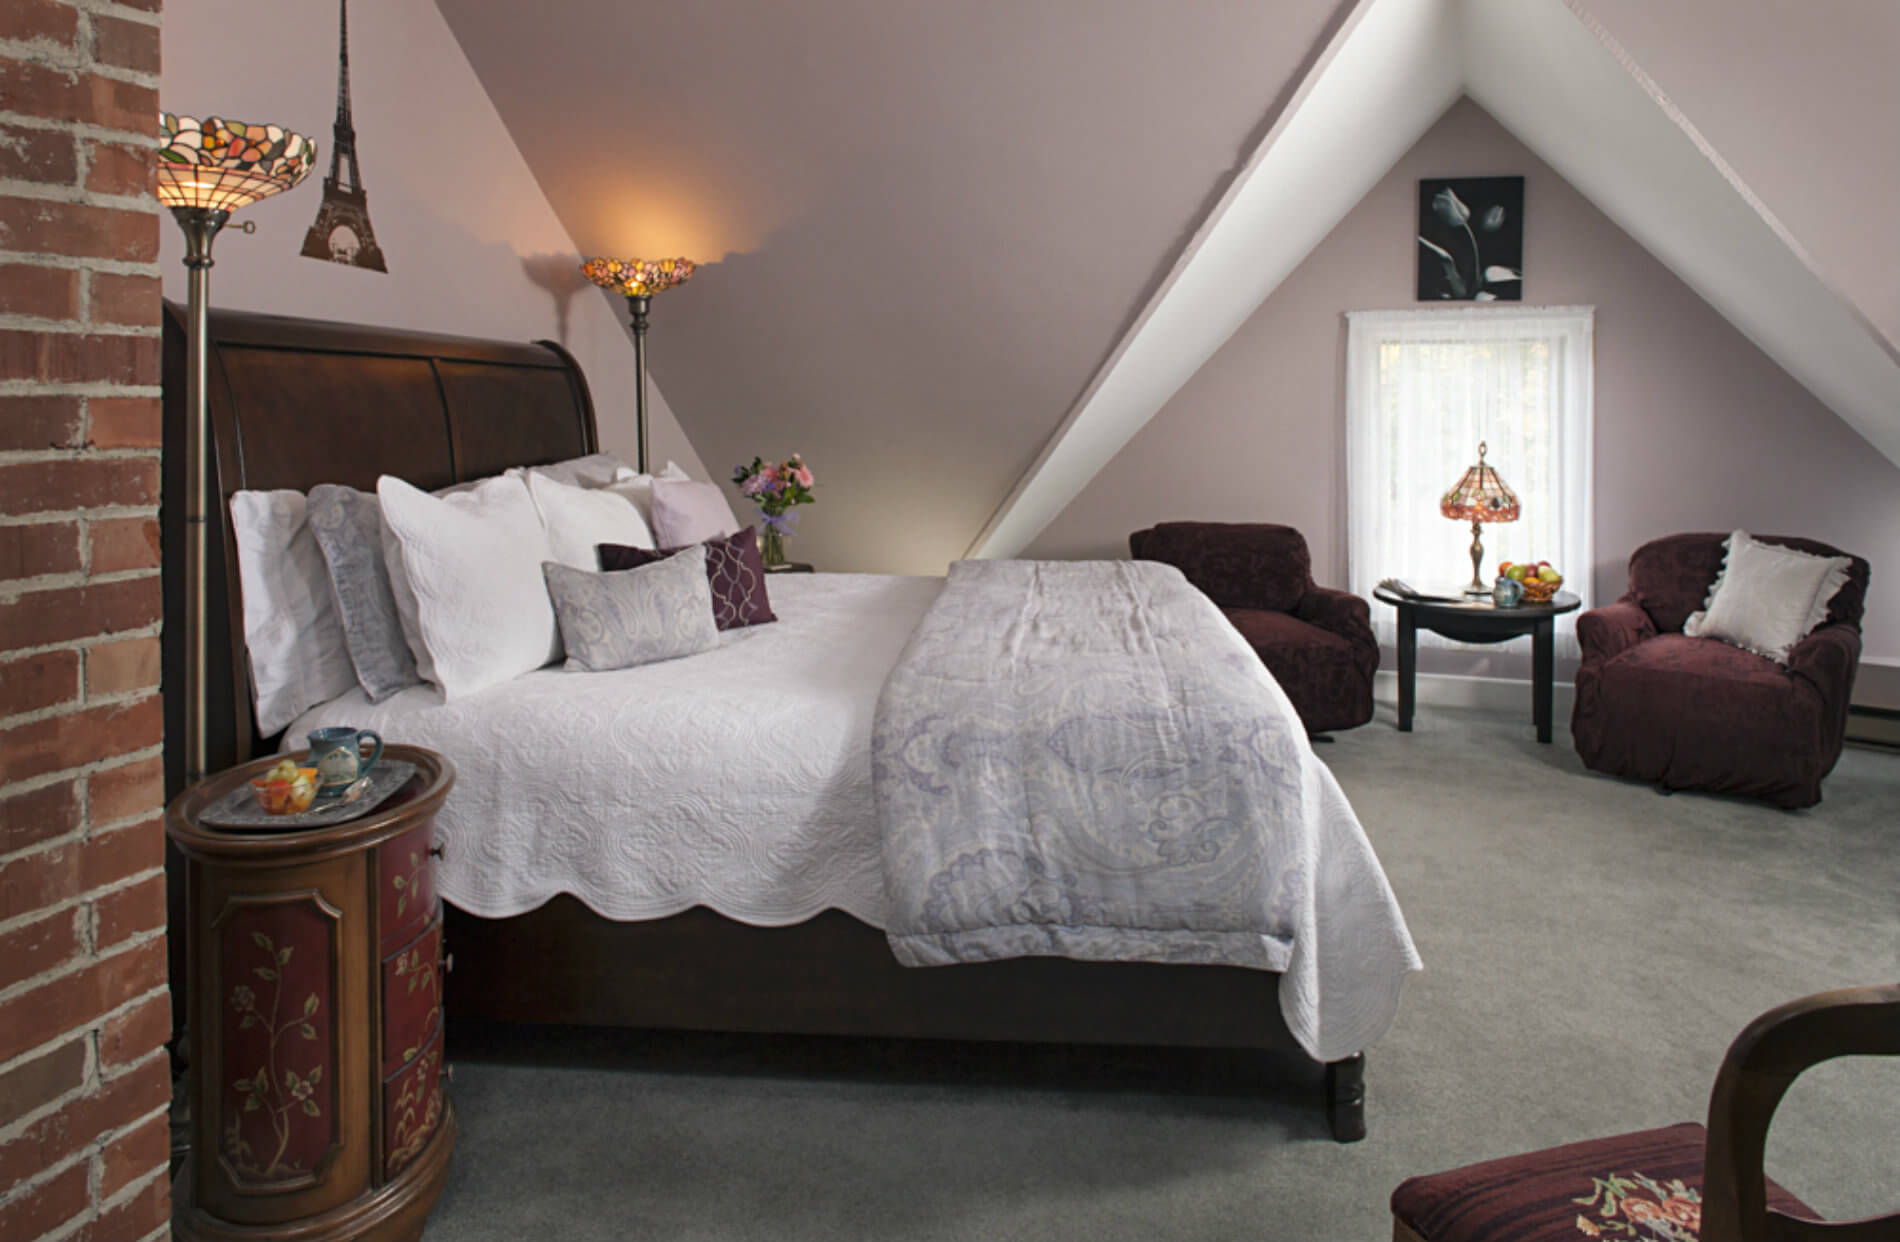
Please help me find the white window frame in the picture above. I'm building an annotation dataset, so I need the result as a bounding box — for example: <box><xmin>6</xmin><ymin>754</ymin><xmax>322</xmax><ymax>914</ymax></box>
<box><xmin>1345</xmin><ymin>305</ymin><xmax>1594</xmax><ymax>656</ymax></box>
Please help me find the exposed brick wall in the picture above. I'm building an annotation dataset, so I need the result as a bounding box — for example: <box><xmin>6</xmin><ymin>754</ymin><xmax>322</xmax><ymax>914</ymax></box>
<box><xmin>0</xmin><ymin>4</ymin><xmax>170</xmax><ymax>1241</ymax></box>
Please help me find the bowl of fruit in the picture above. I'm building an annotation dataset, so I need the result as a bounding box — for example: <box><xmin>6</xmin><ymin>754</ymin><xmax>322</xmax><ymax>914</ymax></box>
<box><xmin>1499</xmin><ymin>560</ymin><xmax>1563</xmax><ymax>603</ymax></box>
<box><xmin>251</xmin><ymin>759</ymin><xmax>320</xmax><ymax>816</ymax></box>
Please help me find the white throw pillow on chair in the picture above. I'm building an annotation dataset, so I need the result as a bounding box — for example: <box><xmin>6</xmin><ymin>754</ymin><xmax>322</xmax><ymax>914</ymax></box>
<box><xmin>1683</xmin><ymin>531</ymin><xmax>1852</xmax><ymax>664</ymax></box>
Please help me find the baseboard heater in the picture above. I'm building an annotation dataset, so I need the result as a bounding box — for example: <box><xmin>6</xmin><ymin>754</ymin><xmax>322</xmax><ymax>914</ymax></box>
<box><xmin>1845</xmin><ymin>705</ymin><xmax>1900</xmax><ymax>751</ymax></box>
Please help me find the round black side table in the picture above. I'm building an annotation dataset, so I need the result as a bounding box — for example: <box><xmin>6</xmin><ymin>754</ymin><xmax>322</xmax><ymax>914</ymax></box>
<box><xmin>1372</xmin><ymin>585</ymin><xmax>1581</xmax><ymax>743</ymax></box>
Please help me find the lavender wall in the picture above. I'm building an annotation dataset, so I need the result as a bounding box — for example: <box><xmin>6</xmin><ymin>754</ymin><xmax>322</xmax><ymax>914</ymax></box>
<box><xmin>1025</xmin><ymin>99</ymin><xmax>1900</xmax><ymax>684</ymax></box>
<box><xmin>158</xmin><ymin>0</ymin><xmax>708</xmax><ymax>481</ymax></box>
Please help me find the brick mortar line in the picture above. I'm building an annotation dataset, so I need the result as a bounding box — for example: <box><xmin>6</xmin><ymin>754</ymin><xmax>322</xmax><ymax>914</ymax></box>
<box><xmin>0</xmin><ymin>1059</ymin><xmax>171</xmax><ymax>1192</ymax></box>
<box><xmin>0</xmin><ymin>878</ymin><xmax>168</xmax><ymax>1002</ymax></box>
<box><xmin>0</xmin><ymin>384</ymin><xmax>162</xmax><ymax>401</ymax></box>
<box><xmin>0</xmin><ymin>252</ymin><xmax>162</xmax><ymax>277</ymax></box>
<box><xmin>0</xmin><ymin>1013</ymin><xmax>170</xmax><ymax>1134</ymax></box>
<box><xmin>0</xmin><ymin>317</ymin><xmax>161</xmax><ymax>338</ymax></box>
<box><xmin>74</xmin><ymin>1</ymin><xmax>164</xmax><ymax>26</ymax></box>
<box><xmin>0</xmin><ymin>113</ymin><xmax>162</xmax><ymax>151</ymax></box>
<box><xmin>0</xmin><ymin>506</ymin><xmax>162</xmax><ymax>528</ymax></box>
<box><xmin>0</xmin><ymin>444</ymin><xmax>166</xmax><ymax>463</ymax></box>
<box><xmin>0</xmin><ymin>994</ymin><xmax>165</xmax><ymax>1144</ymax></box>
<box><xmin>0</xmin><ymin>737</ymin><xmax>163</xmax><ymax>823</ymax></box>
<box><xmin>0</xmin><ymin>312</ymin><xmax>162</xmax><ymax>336</ymax></box>
<box><xmin>0</xmin><ymin>39</ymin><xmax>160</xmax><ymax>93</ymax></box>
<box><xmin>0</xmin><ymin>621</ymin><xmax>163</xmax><ymax>664</ymax></box>
<box><xmin>0</xmin><ymin>178</ymin><xmax>155</xmax><ymax>212</ymax></box>
<box><xmin>0</xmin><ymin>565</ymin><xmax>162</xmax><ymax>606</ymax></box>
<box><xmin>0</xmin><ymin>684</ymin><xmax>164</xmax><ymax>735</ymax></box>
<box><xmin>0</xmin><ymin>857</ymin><xmax>164</xmax><ymax>938</ymax></box>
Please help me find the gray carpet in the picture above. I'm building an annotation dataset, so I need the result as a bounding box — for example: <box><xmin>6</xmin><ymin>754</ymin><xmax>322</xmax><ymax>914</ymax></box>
<box><xmin>423</xmin><ymin>706</ymin><xmax>1899</xmax><ymax>1240</ymax></box>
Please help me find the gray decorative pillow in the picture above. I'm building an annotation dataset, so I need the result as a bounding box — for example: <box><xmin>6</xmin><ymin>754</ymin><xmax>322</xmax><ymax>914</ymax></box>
<box><xmin>306</xmin><ymin>484</ymin><xmax>421</xmax><ymax>701</ymax></box>
<box><xmin>543</xmin><ymin>546</ymin><xmax>720</xmax><ymax>672</ymax></box>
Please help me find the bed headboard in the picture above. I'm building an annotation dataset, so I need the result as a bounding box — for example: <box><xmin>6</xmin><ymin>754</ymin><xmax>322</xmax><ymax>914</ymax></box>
<box><xmin>159</xmin><ymin>302</ymin><xmax>599</xmax><ymax>796</ymax></box>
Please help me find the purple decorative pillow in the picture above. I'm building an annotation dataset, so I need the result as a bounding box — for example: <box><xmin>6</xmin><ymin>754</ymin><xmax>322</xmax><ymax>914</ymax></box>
<box><xmin>598</xmin><ymin>526</ymin><xmax>776</xmax><ymax>630</ymax></box>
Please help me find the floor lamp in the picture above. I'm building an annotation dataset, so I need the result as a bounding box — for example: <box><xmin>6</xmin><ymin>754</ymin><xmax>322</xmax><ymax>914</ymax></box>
<box><xmin>580</xmin><ymin>256</ymin><xmax>695</xmax><ymax>473</ymax></box>
<box><xmin>158</xmin><ymin>113</ymin><xmax>315</xmax><ymax>781</ymax></box>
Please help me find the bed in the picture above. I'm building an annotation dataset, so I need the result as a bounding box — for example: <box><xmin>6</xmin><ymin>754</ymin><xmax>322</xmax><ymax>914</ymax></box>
<box><xmin>160</xmin><ymin>302</ymin><xmax>1414</xmax><ymax>1141</ymax></box>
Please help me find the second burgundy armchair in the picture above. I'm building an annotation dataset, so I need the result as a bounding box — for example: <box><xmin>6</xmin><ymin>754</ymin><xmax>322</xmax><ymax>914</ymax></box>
<box><xmin>1130</xmin><ymin>521</ymin><xmax>1378</xmax><ymax>734</ymax></box>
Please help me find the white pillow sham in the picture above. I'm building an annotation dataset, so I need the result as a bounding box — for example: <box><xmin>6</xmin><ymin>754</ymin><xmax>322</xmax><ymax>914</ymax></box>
<box><xmin>377</xmin><ymin>473</ymin><xmax>561</xmax><ymax>701</ymax></box>
<box><xmin>1683</xmin><ymin>530</ymin><xmax>1852</xmax><ymax>664</ymax></box>
<box><xmin>600</xmin><ymin>460</ymin><xmax>690</xmax><ymax>527</ymax></box>
<box><xmin>524</xmin><ymin>471</ymin><xmax>655</xmax><ymax>569</ymax></box>
<box><xmin>229</xmin><ymin>490</ymin><xmax>359</xmax><ymax>734</ymax></box>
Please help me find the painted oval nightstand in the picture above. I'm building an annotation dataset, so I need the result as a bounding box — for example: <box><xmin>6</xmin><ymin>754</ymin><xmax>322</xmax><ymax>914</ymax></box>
<box><xmin>166</xmin><ymin>744</ymin><xmax>456</xmax><ymax>1242</ymax></box>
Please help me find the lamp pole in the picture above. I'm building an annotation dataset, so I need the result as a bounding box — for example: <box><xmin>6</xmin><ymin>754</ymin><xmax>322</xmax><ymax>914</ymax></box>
<box><xmin>626</xmin><ymin>293</ymin><xmax>651</xmax><ymax>474</ymax></box>
<box><xmin>174</xmin><ymin>206</ymin><xmax>229</xmax><ymax>783</ymax></box>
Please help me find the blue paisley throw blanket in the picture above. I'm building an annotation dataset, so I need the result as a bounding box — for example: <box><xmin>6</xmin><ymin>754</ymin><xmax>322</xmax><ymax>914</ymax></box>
<box><xmin>873</xmin><ymin>559</ymin><xmax>1421</xmax><ymax>1062</ymax></box>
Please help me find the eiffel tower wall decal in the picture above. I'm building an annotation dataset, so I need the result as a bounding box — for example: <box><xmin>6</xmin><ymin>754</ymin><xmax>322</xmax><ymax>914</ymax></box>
<box><xmin>301</xmin><ymin>0</ymin><xmax>387</xmax><ymax>272</ymax></box>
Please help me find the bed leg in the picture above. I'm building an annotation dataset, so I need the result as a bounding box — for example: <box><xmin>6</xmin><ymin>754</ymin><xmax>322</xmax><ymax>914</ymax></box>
<box><xmin>1325</xmin><ymin>1052</ymin><xmax>1367</xmax><ymax>1143</ymax></box>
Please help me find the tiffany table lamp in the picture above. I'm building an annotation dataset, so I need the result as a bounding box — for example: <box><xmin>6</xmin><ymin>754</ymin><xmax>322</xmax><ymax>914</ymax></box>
<box><xmin>158</xmin><ymin>113</ymin><xmax>315</xmax><ymax>779</ymax></box>
<box><xmin>581</xmin><ymin>256</ymin><xmax>696</xmax><ymax>473</ymax></box>
<box><xmin>1440</xmin><ymin>440</ymin><xmax>1521</xmax><ymax>596</ymax></box>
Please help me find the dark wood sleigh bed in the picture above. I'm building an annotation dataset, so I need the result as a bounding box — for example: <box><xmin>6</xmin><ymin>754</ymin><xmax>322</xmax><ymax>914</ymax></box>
<box><xmin>160</xmin><ymin>302</ymin><xmax>1372</xmax><ymax>1143</ymax></box>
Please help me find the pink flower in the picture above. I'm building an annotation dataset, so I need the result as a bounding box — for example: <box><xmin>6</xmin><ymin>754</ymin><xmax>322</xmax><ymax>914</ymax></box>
<box><xmin>760</xmin><ymin>464</ymin><xmax>779</xmax><ymax>482</ymax></box>
<box><xmin>793</xmin><ymin>466</ymin><xmax>813</xmax><ymax>488</ymax></box>
<box><xmin>741</xmin><ymin>474</ymin><xmax>769</xmax><ymax>497</ymax></box>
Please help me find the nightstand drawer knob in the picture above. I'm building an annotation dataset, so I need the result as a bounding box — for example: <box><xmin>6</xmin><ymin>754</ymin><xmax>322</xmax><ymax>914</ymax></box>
<box><xmin>428</xmin><ymin>842</ymin><xmax>445</xmax><ymax>859</ymax></box>
<box><xmin>444</xmin><ymin>1063</ymin><xmax>454</xmax><ymax>1083</ymax></box>
<box><xmin>443</xmin><ymin>952</ymin><xmax>454</xmax><ymax>974</ymax></box>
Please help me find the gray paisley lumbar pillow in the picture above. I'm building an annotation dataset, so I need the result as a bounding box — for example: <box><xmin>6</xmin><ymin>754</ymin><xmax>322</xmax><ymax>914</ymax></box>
<box><xmin>543</xmin><ymin>545</ymin><xmax>720</xmax><ymax>672</ymax></box>
<box><xmin>306</xmin><ymin>484</ymin><xmax>421</xmax><ymax>701</ymax></box>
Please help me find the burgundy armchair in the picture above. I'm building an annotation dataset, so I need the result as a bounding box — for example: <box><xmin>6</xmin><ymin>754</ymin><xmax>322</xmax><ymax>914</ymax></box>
<box><xmin>1129</xmin><ymin>521</ymin><xmax>1377</xmax><ymax>734</ymax></box>
<box><xmin>1571</xmin><ymin>532</ymin><xmax>1869</xmax><ymax>809</ymax></box>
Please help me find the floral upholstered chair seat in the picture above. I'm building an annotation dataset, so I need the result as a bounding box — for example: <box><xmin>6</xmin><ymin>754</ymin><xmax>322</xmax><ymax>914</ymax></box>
<box><xmin>1390</xmin><ymin>984</ymin><xmax>1898</xmax><ymax>1242</ymax></box>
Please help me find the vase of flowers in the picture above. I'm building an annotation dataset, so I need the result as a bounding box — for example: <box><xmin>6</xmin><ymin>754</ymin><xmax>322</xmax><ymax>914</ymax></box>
<box><xmin>731</xmin><ymin>453</ymin><xmax>815</xmax><ymax>568</ymax></box>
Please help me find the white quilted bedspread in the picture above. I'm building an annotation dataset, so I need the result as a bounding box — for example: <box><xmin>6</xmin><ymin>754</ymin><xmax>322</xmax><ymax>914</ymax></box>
<box><xmin>289</xmin><ymin>573</ymin><xmax>942</xmax><ymax>925</ymax></box>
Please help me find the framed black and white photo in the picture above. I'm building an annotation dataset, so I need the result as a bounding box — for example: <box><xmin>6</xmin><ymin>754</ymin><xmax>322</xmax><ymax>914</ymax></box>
<box><xmin>1417</xmin><ymin>176</ymin><xmax>1522</xmax><ymax>301</ymax></box>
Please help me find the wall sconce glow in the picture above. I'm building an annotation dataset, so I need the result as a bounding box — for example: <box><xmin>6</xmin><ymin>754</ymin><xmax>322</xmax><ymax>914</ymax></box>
<box><xmin>157</xmin><ymin>113</ymin><xmax>316</xmax><ymax>212</ymax></box>
<box><xmin>582</xmin><ymin>256</ymin><xmax>697</xmax><ymax>475</ymax></box>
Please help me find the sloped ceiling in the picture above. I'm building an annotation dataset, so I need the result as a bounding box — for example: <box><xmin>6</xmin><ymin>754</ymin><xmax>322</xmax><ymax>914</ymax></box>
<box><xmin>438</xmin><ymin>0</ymin><xmax>1898</xmax><ymax>570</ymax></box>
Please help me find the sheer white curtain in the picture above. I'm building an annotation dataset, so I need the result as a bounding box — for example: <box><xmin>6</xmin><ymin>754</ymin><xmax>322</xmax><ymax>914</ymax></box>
<box><xmin>1345</xmin><ymin>306</ymin><xmax>1594</xmax><ymax>655</ymax></box>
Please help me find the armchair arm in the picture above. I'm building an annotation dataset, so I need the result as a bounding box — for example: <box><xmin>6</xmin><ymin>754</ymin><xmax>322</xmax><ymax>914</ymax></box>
<box><xmin>1575</xmin><ymin>597</ymin><xmax>1656</xmax><ymax>665</ymax></box>
<box><xmin>1786</xmin><ymin>622</ymin><xmax>1861</xmax><ymax>702</ymax></box>
<box><xmin>1700</xmin><ymin>984</ymin><xmax>1900</xmax><ymax>1242</ymax></box>
<box><xmin>1294</xmin><ymin>586</ymin><xmax>1375</xmax><ymax>650</ymax></box>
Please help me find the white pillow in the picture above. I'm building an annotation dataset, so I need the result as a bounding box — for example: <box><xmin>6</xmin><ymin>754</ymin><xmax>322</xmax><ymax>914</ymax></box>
<box><xmin>524</xmin><ymin>472</ymin><xmax>655</xmax><ymax>569</ymax></box>
<box><xmin>649</xmin><ymin>477</ymin><xmax>742</xmax><ymax>547</ymax></box>
<box><xmin>600</xmin><ymin>460</ymin><xmax>689</xmax><ymax>527</ymax></box>
<box><xmin>229</xmin><ymin>490</ymin><xmax>358</xmax><ymax>734</ymax></box>
<box><xmin>524</xmin><ymin>451</ymin><xmax>631</xmax><ymax>490</ymax></box>
<box><xmin>1683</xmin><ymin>530</ymin><xmax>1852</xmax><ymax>664</ymax></box>
<box><xmin>377</xmin><ymin>474</ymin><xmax>561</xmax><ymax>700</ymax></box>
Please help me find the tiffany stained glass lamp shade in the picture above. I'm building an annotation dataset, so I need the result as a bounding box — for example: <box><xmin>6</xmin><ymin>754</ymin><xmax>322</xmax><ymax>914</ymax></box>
<box><xmin>582</xmin><ymin>257</ymin><xmax>696</xmax><ymax>472</ymax></box>
<box><xmin>1440</xmin><ymin>440</ymin><xmax>1521</xmax><ymax>595</ymax></box>
<box><xmin>158</xmin><ymin>113</ymin><xmax>316</xmax><ymax>779</ymax></box>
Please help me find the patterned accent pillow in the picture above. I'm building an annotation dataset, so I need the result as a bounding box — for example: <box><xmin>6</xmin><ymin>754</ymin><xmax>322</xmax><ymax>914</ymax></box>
<box><xmin>597</xmin><ymin>526</ymin><xmax>776</xmax><ymax>630</ymax></box>
<box><xmin>305</xmin><ymin>484</ymin><xmax>421</xmax><ymax>702</ymax></box>
<box><xmin>543</xmin><ymin>546</ymin><xmax>720</xmax><ymax>672</ymax></box>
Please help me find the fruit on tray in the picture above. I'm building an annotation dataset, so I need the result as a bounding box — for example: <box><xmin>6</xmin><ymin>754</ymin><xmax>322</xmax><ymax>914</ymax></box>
<box><xmin>252</xmin><ymin>759</ymin><xmax>320</xmax><ymax>815</ymax></box>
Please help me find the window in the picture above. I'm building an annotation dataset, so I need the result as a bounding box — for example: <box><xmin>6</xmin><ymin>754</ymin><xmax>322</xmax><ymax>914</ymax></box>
<box><xmin>1345</xmin><ymin>306</ymin><xmax>1594</xmax><ymax>655</ymax></box>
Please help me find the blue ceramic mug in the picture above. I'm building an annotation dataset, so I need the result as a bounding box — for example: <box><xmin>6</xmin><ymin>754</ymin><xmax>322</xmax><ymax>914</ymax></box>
<box><xmin>1492</xmin><ymin>576</ymin><xmax>1525</xmax><ymax>607</ymax></box>
<box><xmin>307</xmin><ymin>726</ymin><xmax>383</xmax><ymax>796</ymax></box>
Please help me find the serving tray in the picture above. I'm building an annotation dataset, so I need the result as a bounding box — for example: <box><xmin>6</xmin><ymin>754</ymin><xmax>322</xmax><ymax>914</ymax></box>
<box><xmin>200</xmin><ymin>759</ymin><xmax>418</xmax><ymax>832</ymax></box>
